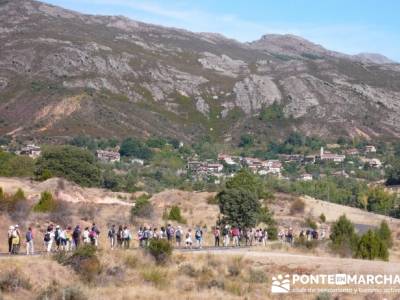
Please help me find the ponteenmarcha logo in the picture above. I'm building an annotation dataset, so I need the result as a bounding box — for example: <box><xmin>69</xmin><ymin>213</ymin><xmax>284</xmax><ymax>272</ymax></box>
<box><xmin>271</xmin><ymin>274</ymin><xmax>290</xmax><ymax>293</ymax></box>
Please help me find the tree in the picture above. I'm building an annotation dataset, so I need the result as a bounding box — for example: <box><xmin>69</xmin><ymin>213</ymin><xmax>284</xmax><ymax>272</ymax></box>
<box><xmin>329</xmin><ymin>215</ymin><xmax>358</xmax><ymax>256</ymax></box>
<box><xmin>238</xmin><ymin>134</ymin><xmax>254</xmax><ymax>148</ymax></box>
<box><xmin>386</xmin><ymin>159</ymin><xmax>400</xmax><ymax>186</ymax></box>
<box><xmin>35</xmin><ymin>145</ymin><xmax>101</xmax><ymax>187</ymax></box>
<box><xmin>376</xmin><ymin>221</ymin><xmax>392</xmax><ymax>248</ymax></box>
<box><xmin>355</xmin><ymin>230</ymin><xmax>388</xmax><ymax>261</ymax></box>
<box><xmin>259</xmin><ymin>102</ymin><xmax>284</xmax><ymax>122</ymax></box>
<box><xmin>120</xmin><ymin>138</ymin><xmax>153</xmax><ymax>159</ymax></box>
<box><xmin>33</xmin><ymin>191</ymin><xmax>57</xmax><ymax>212</ymax></box>
<box><xmin>225</xmin><ymin>169</ymin><xmax>266</xmax><ymax>198</ymax></box>
<box><xmin>217</xmin><ymin>188</ymin><xmax>261</xmax><ymax>228</ymax></box>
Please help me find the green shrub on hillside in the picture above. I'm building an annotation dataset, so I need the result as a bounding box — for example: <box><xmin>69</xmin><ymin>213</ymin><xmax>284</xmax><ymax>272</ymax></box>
<box><xmin>355</xmin><ymin>230</ymin><xmax>388</xmax><ymax>261</ymax></box>
<box><xmin>0</xmin><ymin>151</ymin><xmax>35</xmax><ymax>177</ymax></box>
<box><xmin>131</xmin><ymin>195</ymin><xmax>153</xmax><ymax>219</ymax></box>
<box><xmin>329</xmin><ymin>215</ymin><xmax>358</xmax><ymax>257</ymax></box>
<box><xmin>167</xmin><ymin>205</ymin><xmax>186</xmax><ymax>224</ymax></box>
<box><xmin>376</xmin><ymin>221</ymin><xmax>392</xmax><ymax>248</ymax></box>
<box><xmin>146</xmin><ymin>239</ymin><xmax>173</xmax><ymax>265</ymax></box>
<box><xmin>35</xmin><ymin>145</ymin><xmax>101</xmax><ymax>187</ymax></box>
<box><xmin>33</xmin><ymin>191</ymin><xmax>56</xmax><ymax>213</ymax></box>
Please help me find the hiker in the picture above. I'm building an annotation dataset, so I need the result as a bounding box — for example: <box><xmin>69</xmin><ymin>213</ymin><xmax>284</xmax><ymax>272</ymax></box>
<box><xmin>72</xmin><ymin>225</ymin><xmax>81</xmax><ymax>249</ymax></box>
<box><xmin>166</xmin><ymin>224</ymin><xmax>174</xmax><ymax>242</ymax></box>
<box><xmin>54</xmin><ymin>225</ymin><xmax>61</xmax><ymax>251</ymax></box>
<box><xmin>159</xmin><ymin>226</ymin><xmax>166</xmax><ymax>239</ymax></box>
<box><xmin>65</xmin><ymin>226</ymin><xmax>72</xmax><ymax>251</ymax></box>
<box><xmin>243</xmin><ymin>228</ymin><xmax>250</xmax><ymax>246</ymax></box>
<box><xmin>185</xmin><ymin>229</ymin><xmax>193</xmax><ymax>249</ymax></box>
<box><xmin>152</xmin><ymin>228</ymin><xmax>158</xmax><ymax>240</ymax></box>
<box><xmin>195</xmin><ymin>227</ymin><xmax>203</xmax><ymax>249</ymax></box>
<box><xmin>118</xmin><ymin>225</ymin><xmax>124</xmax><ymax>248</ymax></box>
<box><xmin>175</xmin><ymin>226</ymin><xmax>182</xmax><ymax>247</ymax></box>
<box><xmin>10</xmin><ymin>226</ymin><xmax>20</xmax><ymax>255</ymax></box>
<box><xmin>232</xmin><ymin>227</ymin><xmax>240</xmax><ymax>247</ymax></box>
<box><xmin>142</xmin><ymin>227</ymin><xmax>150</xmax><ymax>247</ymax></box>
<box><xmin>123</xmin><ymin>226</ymin><xmax>131</xmax><ymax>249</ymax></box>
<box><xmin>108</xmin><ymin>225</ymin><xmax>116</xmax><ymax>249</ymax></box>
<box><xmin>82</xmin><ymin>227</ymin><xmax>90</xmax><ymax>244</ymax></box>
<box><xmin>44</xmin><ymin>228</ymin><xmax>54</xmax><ymax>253</ymax></box>
<box><xmin>91</xmin><ymin>223</ymin><xmax>100</xmax><ymax>247</ymax></box>
<box><xmin>7</xmin><ymin>226</ymin><xmax>14</xmax><ymax>254</ymax></box>
<box><xmin>286</xmin><ymin>228</ymin><xmax>294</xmax><ymax>245</ymax></box>
<box><xmin>25</xmin><ymin>227</ymin><xmax>34</xmax><ymax>255</ymax></box>
<box><xmin>262</xmin><ymin>229</ymin><xmax>268</xmax><ymax>246</ymax></box>
<box><xmin>214</xmin><ymin>226</ymin><xmax>220</xmax><ymax>247</ymax></box>
<box><xmin>223</xmin><ymin>225</ymin><xmax>230</xmax><ymax>247</ymax></box>
<box><xmin>14</xmin><ymin>225</ymin><xmax>21</xmax><ymax>253</ymax></box>
<box><xmin>320</xmin><ymin>229</ymin><xmax>326</xmax><ymax>240</ymax></box>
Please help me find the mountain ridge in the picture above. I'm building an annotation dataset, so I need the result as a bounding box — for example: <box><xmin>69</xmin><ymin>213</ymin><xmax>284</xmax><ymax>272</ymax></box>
<box><xmin>1</xmin><ymin>0</ymin><xmax>400</xmax><ymax>143</ymax></box>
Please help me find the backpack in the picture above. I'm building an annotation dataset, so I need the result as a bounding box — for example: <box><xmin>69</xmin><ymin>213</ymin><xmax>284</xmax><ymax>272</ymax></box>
<box><xmin>143</xmin><ymin>230</ymin><xmax>149</xmax><ymax>239</ymax></box>
<box><xmin>26</xmin><ymin>231</ymin><xmax>32</xmax><ymax>242</ymax></box>
<box><xmin>89</xmin><ymin>231</ymin><xmax>96</xmax><ymax>239</ymax></box>
<box><xmin>55</xmin><ymin>229</ymin><xmax>60</xmax><ymax>241</ymax></box>
<box><xmin>108</xmin><ymin>229</ymin><xmax>114</xmax><ymax>238</ymax></box>
<box><xmin>195</xmin><ymin>230</ymin><xmax>201</xmax><ymax>239</ymax></box>
<box><xmin>222</xmin><ymin>228</ymin><xmax>228</xmax><ymax>236</ymax></box>
<box><xmin>72</xmin><ymin>229</ymin><xmax>80</xmax><ymax>239</ymax></box>
<box><xmin>175</xmin><ymin>230</ymin><xmax>181</xmax><ymax>238</ymax></box>
<box><xmin>44</xmin><ymin>232</ymin><xmax>51</xmax><ymax>242</ymax></box>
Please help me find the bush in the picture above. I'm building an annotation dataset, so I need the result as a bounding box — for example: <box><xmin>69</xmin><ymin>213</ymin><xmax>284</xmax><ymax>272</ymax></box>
<box><xmin>0</xmin><ymin>269</ymin><xmax>31</xmax><ymax>292</ymax></box>
<box><xmin>0</xmin><ymin>188</ymin><xmax>30</xmax><ymax>220</ymax></box>
<box><xmin>305</xmin><ymin>218</ymin><xmax>317</xmax><ymax>230</ymax></box>
<box><xmin>179</xmin><ymin>264</ymin><xmax>199</xmax><ymax>278</ymax></box>
<box><xmin>355</xmin><ymin>230</ymin><xmax>388</xmax><ymax>261</ymax></box>
<box><xmin>329</xmin><ymin>215</ymin><xmax>358</xmax><ymax>257</ymax></box>
<box><xmin>376</xmin><ymin>221</ymin><xmax>392</xmax><ymax>248</ymax></box>
<box><xmin>61</xmin><ymin>286</ymin><xmax>88</xmax><ymax>300</ymax></box>
<box><xmin>56</xmin><ymin>245</ymin><xmax>101</xmax><ymax>282</ymax></box>
<box><xmin>131</xmin><ymin>195</ymin><xmax>153</xmax><ymax>219</ymax></box>
<box><xmin>267</xmin><ymin>225</ymin><xmax>278</xmax><ymax>240</ymax></box>
<box><xmin>141</xmin><ymin>267</ymin><xmax>167</xmax><ymax>287</ymax></box>
<box><xmin>206</xmin><ymin>195</ymin><xmax>218</xmax><ymax>205</ymax></box>
<box><xmin>248</xmin><ymin>268</ymin><xmax>267</xmax><ymax>283</ymax></box>
<box><xmin>35</xmin><ymin>145</ymin><xmax>101</xmax><ymax>187</ymax></box>
<box><xmin>290</xmin><ymin>198</ymin><xmax>305</xmax><ymax>215</ymax></box>
<box><xmin>146</xmin><ymin>239</ymin><xmax>173</xmax><ymax>265</ymax></box>
<box><xmin>294</xmin><ymin>236</ymin><xmax>319</xmax><ymax>249</ymax></box>
<box><xmin>124</xmin><ymin>255</ymin><xmax>139</xmax><ymax>269</ymax></box>
<box><xmin>33</xmin><ymin>191</ymin><xmax>56</xmax><ymax>213</ymax></box>
<box><xmin>227</xmin><ymin>256</ymin><xmax>244</xmax><ymax>277</ymax></box>
<box><xmin>168</xmin><ymin>205</ymin><xmax>186</xmax><ymax>224</ymax></box>
<box><xmin>319</xmin><ymin>213</ymin><xmax>326</xmax><ymax>223</ymax></box>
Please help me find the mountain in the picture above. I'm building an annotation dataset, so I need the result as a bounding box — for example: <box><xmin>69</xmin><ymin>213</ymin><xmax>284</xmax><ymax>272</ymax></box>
<box><xmin>1</xmin><ymin>0</ymin><xmax>400</xmax><ymax>143</ymax></box>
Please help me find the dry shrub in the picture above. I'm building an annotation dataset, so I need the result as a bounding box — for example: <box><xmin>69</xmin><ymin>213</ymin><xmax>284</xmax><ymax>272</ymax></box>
<box><xmin>227</xmin><ymin>256</ymin><xmax>244</xmax><ymax>277</ymax></box>
<box><xmin>0</xmin><ymin>269</ymin><xmax>31</xmax><ymax>293</ymax></box>
<box><xmin>141</xmin><ymin>267</ymin><xmax>168</xmax><ymax>288</ymax></box>
<box><xmin>179</xmin><ymin>263</ymin><xmax>198</xmax><ymax>278</ymax></box>
<box><xmin>124</xmin><ymin>255</ymin><xmax>139</xmax><ymax>269</ymax></box>
<box><xmin>248</xmin><ymin>268</ymin><xmax>267</xmax><ymax>284</ymax></box>
<box><xmin>290</xmin><ymin>198</ymin><xmax>305</xmax><ymax>215</ymax></box>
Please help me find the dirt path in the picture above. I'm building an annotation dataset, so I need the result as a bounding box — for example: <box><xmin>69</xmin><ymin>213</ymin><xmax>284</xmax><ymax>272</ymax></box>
<box><xmin>188</xmin><ymin>248</ymin><xmax>400</xmax><ymax>274</ymax></box>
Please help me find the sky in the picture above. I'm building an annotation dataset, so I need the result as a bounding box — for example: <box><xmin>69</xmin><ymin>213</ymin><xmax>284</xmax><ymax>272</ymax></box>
<box><xmin>41</xmin><ymin>0</ymin><xmax>400</xmax><ymax>61</ymax></box>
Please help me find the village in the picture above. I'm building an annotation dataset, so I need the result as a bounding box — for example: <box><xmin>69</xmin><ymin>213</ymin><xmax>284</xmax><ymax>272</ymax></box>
<box><xmin>2</xmin><ymin>141</ymin><xmax>385</xmax><ymax>185</ymax></box>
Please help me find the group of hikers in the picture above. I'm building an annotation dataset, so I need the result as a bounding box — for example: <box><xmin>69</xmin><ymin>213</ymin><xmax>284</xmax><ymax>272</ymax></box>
<box><xmin>6</xmin><ymin>222</ymin><xmax>328</xmax><ymax>255</ymax></box>
<box><xmin>7</xmin><ymin>223</ymin><xmax>103</xmax><ymax>255</ymax></box>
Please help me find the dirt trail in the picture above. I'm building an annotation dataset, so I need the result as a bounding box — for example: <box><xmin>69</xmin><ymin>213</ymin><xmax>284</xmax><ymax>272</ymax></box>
<box><xmin>190</xmin><ymin>248</ymin><xmax>400</xmax><ymax>274</ymax></box>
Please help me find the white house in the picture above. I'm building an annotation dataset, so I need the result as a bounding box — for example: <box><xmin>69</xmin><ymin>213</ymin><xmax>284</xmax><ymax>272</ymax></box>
<box><xmin>96</xmin><ymin>150</ymin><xmax>120</xmax><ymax>163</ymax></box>
<box><xmin>20</xmin><ymin>144</ymin><xmax>41</xmax><ymax>159</ymax></box>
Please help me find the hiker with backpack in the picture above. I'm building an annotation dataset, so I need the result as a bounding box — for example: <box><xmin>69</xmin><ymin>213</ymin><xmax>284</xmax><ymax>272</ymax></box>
<box><xmin>123</xmin><ymin>225</ymin><xmax>131</xmax><ymax>249</ymax></box>
<box><xmin>72</xmin><ymin>225</ymin><xmax>81</xmax><ymax>249</ymax></box>
<box><xmin>44</xmin><ymin>227</ymin><xmax>54</xmax><ymax>253</ymax></box>
<box><xmin>14</xmin><ymin>225</ymin><xmax>21</xmax><ymax>253</ymax></box>
<box><xmin>25</xmin><ymin>227</ymin><xmax>34</xmax><ymax>255</ymax></box>
<box><xmin>91</xmin><ymin>223</ymin><xmax>100</xmax><ymax>247</ymax></box>
<box><xmin>117</xmin><ymin>225</ymin><xmax>124</xmax><ymax>248</ymax></box>
<box><xmin>214</xmin><ymin>226</ymin><xmax>220</xmax><ymax>247</ymax></box>
<box><xmin>231</xmin><ymin>226</ymin><xmax>240</xmax><ymax>247</ymax></box>
<box><xmin>82</xmin><ymin>227</ymin><xmax>90</xmax><ymax>244</ymax></box>
<box><xmin>223</xmin><ymin>225</ymin><xmax>230</xmax><ymax>247</ymax></box>
<box><xmin>185</xmin><ymin>228</ymin><xmax>193</xmax><ymax>249</ymax></box>
<box><xmin>65</xmin><ymin>226</ymin><xmax>72</xmax><ymax>251</ymax></box>
<box><xmin>108</xmin><ymin>225</ymin><xmax>116</xmax><ymax>249</ymax></box>
<box><xmin>195</xmin><ymin>227</ymin><xmax>203</xmax><ymax>249</ymax></box>
<box><xmin>54</xmin><ymin>225</ymin><xmax>61</xmax><ymax>251</ymax></box>
<box><xmin>7</xmin><ymin>226</ymin><xmax>14</xmax><ymax>254</ymax></box>
<box><xmin>166</xmin><ymin>224</ymin><xmax>174</xmax><ymax>242</ymax></box>
<box><xmin>175</xmin><ymin>226</ymin><xmax>182</xmax><ymax>247</ymax></box>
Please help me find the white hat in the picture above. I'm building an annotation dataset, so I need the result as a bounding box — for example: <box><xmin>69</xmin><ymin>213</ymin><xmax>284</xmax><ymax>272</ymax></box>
<box><xmin>15</xmin><ymin>224</ymin><xmax>19</xmax><ymax>228</ymax></box>
<box><xmin>56</xmin><ymin>225</ymin><xmax>60</xmax><ymax>228</ymax></box>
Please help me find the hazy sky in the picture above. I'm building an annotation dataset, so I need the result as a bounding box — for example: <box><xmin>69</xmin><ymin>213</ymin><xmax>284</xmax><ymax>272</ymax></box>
<box><xmin>41</xmin><ymin>0</ymin><xmax>400</xmax><ymax>61</ymax></box>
